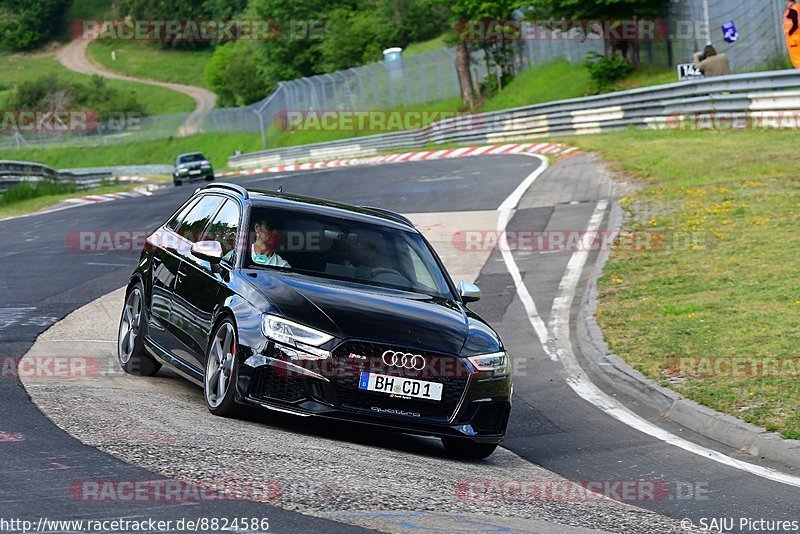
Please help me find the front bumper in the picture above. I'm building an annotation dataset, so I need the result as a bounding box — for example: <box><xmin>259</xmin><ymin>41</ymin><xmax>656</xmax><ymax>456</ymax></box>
<box><xmin>235</xmin><ymin>342</ymin><xmax>511</xmax><ymax>444</ymax></box>
<box><xmin>174</xmin><ymin>168</ymin><xmax>214</xmax><ymax>181</ymax></box>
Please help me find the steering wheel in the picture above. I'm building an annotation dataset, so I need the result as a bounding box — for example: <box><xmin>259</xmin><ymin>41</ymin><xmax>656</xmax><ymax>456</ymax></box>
<box><xmin>370</xmin><ymin>267</ymin><xmax>402</xmax><ymax>277</ymax></box>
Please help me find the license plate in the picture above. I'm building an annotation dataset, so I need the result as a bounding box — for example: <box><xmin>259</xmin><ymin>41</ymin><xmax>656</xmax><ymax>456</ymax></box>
<box><xmin>189</xmin><ymin>169</ymin><xmax>201</xmax><ymax>175</ymax></box>
<box><xmin>358</xmin><ymin>372</ymin><xmax>443</xmax><ymax>401</ymax></box>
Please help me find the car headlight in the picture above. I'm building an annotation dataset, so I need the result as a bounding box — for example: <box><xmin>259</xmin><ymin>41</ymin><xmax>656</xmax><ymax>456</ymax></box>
<box><xmin>201</xmin><ymin>163</ymin><xmax>211</xmax><ymax>169</ymax></box>
<box><xmin>178</xmin><ymin>168</ymin><xmax>188</xmax><ymax>174</ymax></box>
<box><xmin>262</xmin><ymin>315</ymin><xmax>333</xmax><ymax>359</ymax></box>
<box><xmin>467</xmin><ymin>351</ymin><xmax>509</xmax><ymax>375</ymax></box>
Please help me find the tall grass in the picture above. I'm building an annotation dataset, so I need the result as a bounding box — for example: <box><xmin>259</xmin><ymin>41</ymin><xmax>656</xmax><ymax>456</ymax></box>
<box><xmin>0</xmin><ymin>181</ymin><xmax>76</xmax><ymax>206</ymax></box>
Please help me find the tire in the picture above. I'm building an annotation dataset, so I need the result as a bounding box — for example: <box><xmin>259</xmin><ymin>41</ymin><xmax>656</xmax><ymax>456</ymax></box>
<box><xmin>441</xmin><ymin>437</ymin><xmax>498</xmax><ymax>460</ymax></box>
<box><xmin>174</xmin><ymin>180</ymin><xmax>183</xmax><ymax>186</ymax></box>
<box><xmin>204</xmin><ymin>317</ymin><xmax>244</xmax><ymax>417</ymax></box>
<box><xmin>205</xmin><ymin>175</ymin><xmax>215</xmax><ymax>182</ymax></box>
<box><xmin>118</xmin><ymin>282</ymin><xmax>161</xmax><ymax>376</ymax></box>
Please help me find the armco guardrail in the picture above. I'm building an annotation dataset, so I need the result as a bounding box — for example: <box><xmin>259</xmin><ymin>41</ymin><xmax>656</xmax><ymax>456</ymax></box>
<box><xmin>228</xmin><ymin>69</ymin><xmax>800</xmax><ymax>170</ymax></box>
<box><xmin>59</xmin><ymin>164</ymin><xmax>173</xmax><ymax>177</ymax></box>
<box><xmin>0</xmin><ymin>160</ymin><xmax>113</xmax><ymax>194</ymax></box>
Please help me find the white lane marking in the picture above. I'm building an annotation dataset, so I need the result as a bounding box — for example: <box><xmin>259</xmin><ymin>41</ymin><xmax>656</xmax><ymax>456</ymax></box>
<box><xmin>547</xmin><ymin>200</ymin><xmax>609</xmax><ymax>362</ymax></box>
<box><xmin>496</xmin><ymin>155</ymin><xmax>551</xmax><ymax>358</ymax></box>
<box><xmin>499</xmin><ymin>155</ymin><xmax>800</xmax><ymax>489</ymax></box>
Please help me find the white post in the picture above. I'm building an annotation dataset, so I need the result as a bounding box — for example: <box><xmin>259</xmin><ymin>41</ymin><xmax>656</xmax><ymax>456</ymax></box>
<box><xmin>703</xmin><ymin>0</ymin><xmax>712</xmax><ymax>45</ymax></box>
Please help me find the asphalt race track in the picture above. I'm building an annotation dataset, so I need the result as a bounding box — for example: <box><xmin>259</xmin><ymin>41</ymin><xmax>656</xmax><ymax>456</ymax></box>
<box><xmin>1</xmin><ymin>154</ymin><xmax>799</xmax><ymax>533</ymax></box>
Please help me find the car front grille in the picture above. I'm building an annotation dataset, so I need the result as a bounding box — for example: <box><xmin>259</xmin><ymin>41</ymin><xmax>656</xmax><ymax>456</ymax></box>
<box><xmin>328</xmin><ymin>341</ymin><xmax>470</xmax><ymax>424</ymax></box>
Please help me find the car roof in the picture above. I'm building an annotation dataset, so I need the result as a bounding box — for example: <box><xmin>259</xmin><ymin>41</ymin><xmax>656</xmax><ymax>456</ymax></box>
<box><xmin>196</xmin><ymin>183</ymin><xmax>415</xmax><ymax>231</ymax></box>
<box><xmin>177</xmin><ymin>152</ymin><xmax>205</xmax><ymax>158</ymax></box>
<box><xmin>249</xmin><ymin>189</ymin><xmax>416</xmax><ymax>231</ymax></box>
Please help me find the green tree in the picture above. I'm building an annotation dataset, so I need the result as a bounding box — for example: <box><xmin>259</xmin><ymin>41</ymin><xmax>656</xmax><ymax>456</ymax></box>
<box><xmin>248</xmin><ymin>0</ymin><xmax>339</xmax><ymax>91</ymax></box>
<box><xmin>446</xmin><ymin>0</ymin><xmax>525</xmax><ymax>107</ymax></box>
<box><xmin>317</xmin><ymin>1</ymin><xmax>449</xmax><ymax>71</ymax></box>
<box><xmin>317</xmin><ymin>7</ymin><xmax>386</xmax><ymax>71</ymax></box>
<box><xmin>116</xmin><ymin>0</ymin><xmax>248</xmax><ymax>48</ymax></box>
<box><xmin>205</xmin><ymin>41</ymin><xmax>267</xmax><ymax>106</ymax></box>
<box><xmin>0</xmin><ymin>0</ymin><xmax>72</xmax><ymax>50</ymax></box>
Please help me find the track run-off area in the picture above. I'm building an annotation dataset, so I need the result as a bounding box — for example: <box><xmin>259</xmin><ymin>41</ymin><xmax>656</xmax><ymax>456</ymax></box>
<box><xmin>1</xmin><ymin>153</ymin><xmax>798</xmax><ymax>533</ymax></box>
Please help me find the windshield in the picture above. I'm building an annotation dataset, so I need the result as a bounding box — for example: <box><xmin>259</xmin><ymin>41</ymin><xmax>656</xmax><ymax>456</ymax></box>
<box><xmin>177</xmin><ymin>153</ymin><xmax>206</xmax><ymax>164</ymax></box>
<box><xmin>245</xmin><ymin>206</ymin><xmax>452</xmax><ymax>299</ymax></box>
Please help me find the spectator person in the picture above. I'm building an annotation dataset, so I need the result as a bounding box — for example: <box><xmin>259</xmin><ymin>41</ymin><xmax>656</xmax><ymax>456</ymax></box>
<box><xmin>692</xmin><ymin>45</ymin><xmax>731</xmax><ymax>77</ymax></box>
<box><xmin>785</xmin><ymin>0</ymin><xmax>800</xmax><ymax>68</ymax></box>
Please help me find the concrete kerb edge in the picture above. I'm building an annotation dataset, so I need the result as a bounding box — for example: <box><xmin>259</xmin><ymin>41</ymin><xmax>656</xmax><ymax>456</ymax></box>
<box><xmin>574</xmin><ymin>174</ymin><xmax>800</xmax><ymax>470</ymax></box>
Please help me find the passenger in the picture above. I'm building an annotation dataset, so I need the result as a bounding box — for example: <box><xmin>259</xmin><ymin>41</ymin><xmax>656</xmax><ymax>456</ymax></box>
<box><xmin>251</xmin><ymin>219</ymin><xmax>290</xmax><ymax>268</ymax></box>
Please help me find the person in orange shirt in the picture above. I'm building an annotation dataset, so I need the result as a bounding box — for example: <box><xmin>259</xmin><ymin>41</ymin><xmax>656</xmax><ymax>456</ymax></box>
<box><xmin>785</xmin><ymin>0</ymin><xmax>800</xmax><ymax>68</ymax></box>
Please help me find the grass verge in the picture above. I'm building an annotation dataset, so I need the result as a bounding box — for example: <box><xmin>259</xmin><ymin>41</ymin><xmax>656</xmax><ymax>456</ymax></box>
<box><xmin>0</xmin><ymin>133</ymin><xmax>263</xmax><ymax>169</ymax></box>
<box><xmin>483</xmin><ymin>60</ymin><xmax>673</xmax><ymax>111</ymax></box>
<box><xmin>0</xmin><ymin>54</ymin><xmax>195</xmax><ymax>115</ymax></box>
<box><xmin>404</xmin><ymin>36</ymin><xmax>447</xmax><ymax>56</ymax></box>
<box><xmin>87</xmin><ymin>40</ymin><xmax>214</xmax><ymax>89</ymax></box>
<box><xmin>571</xmin><ymin>129</ymin><xmax>800</xmax><ymax>440</ymax></box>
<box><xmin>0</xmin><ymin>181</ymin><xmax>139</xmax><ymax>219</ymax></box>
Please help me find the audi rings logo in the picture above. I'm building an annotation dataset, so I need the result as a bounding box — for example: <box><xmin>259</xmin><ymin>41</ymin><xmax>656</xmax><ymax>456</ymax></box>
<box><xmin>382</xmin><ymin>350</ymin><xmax>426</xmax><ymax>370</ymax></box>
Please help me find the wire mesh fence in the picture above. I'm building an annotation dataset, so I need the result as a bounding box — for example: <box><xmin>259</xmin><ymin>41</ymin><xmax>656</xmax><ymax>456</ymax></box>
<box><xmin>0</xmin><ymin>0</ymin><xmax>791</xmax><ymax>153</ymax></box>
<box><xmin>668</xmin><ymin>0</ymin><xmax>788</xmax><ymax>70</ymax></box>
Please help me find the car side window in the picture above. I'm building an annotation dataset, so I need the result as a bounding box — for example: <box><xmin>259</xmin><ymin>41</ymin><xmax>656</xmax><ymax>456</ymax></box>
<box><xmin>404</xmin><ymin>243</ymin><xmax>438</xmax><ymax>292</ymax></box>
<box><xmin>202</xmin><ymin>199</ymin><xmax>241</xmax><ymax>263</ymax></box>
<box><xmin>166</xmin><ymin>197</ymin><xmax>199</xmax><ymax>232</ymax></box>
<box><xmin>176</xmin><ymin>195</ymin><xmax>225</xmax><ymax>243</ymax></box>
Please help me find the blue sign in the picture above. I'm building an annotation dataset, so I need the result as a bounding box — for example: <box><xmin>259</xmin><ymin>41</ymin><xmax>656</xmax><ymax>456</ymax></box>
<box><xmin>722</xmin><ymin>21</ymin><xmax>739</xmax><ymax>43</ymax></box>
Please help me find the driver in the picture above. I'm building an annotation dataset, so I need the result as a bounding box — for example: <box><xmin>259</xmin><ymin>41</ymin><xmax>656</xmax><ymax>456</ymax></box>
<box><xmin>251</xmin><ymin>218</ymin><xmax>290</xmax><ymax>268</ymax></box>
<box><xmin>348</xmin><ymin>237</ymin><xmax>378</xmax><ymax>279</ymax></box>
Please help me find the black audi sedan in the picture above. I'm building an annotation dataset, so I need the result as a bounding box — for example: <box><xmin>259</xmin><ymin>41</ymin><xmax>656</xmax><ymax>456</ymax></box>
<box><xmin>118</xmin><ymin>183</ymin><xmax>511</xmax><ymax>458</ymax></box>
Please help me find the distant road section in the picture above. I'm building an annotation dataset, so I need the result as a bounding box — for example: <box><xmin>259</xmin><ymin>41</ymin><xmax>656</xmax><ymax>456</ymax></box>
<box><xmin>57</xmin><ymin>38</ymin><xmax>217</xmax><ymax>135</ymax></box>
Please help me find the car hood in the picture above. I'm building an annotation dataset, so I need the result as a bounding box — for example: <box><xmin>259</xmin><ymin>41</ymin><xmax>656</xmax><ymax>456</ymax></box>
<box><xmin>241</xmin><ymin>270</ymin><xmax>498</xmax><ymax>356</ymax></box>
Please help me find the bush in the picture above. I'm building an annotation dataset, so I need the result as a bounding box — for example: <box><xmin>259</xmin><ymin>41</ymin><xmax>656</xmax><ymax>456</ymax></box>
<box><xmin>479</xmin><ymin>72</ymin><xmax>514</xmax><ymax>101</ymax></box>
<box><xmin>0</xmin><ymin>0</ymin><xmax>72</xmax><ymax>50</ymax></box>
<box><xmin>5</xmin><ymin>74</ymin><xmax>146</xmax><ymax>121</ymax></box>
<box><xmin>205</xmin><ymin>41</ymin><xmax>267</xmax><ymax>107</ymax></box>
<box><xmin>584</xmin><ymin>52</ymin><xmax>634</xmax><ymax>93</ymax></box>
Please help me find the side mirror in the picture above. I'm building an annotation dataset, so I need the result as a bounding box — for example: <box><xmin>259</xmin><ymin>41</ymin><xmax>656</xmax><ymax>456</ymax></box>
<box><xmin>191</xmin><ymin>240</ymin><xmax>223</xmax><ymax>264</ymax></box>
<box><xmin>458</xmin><ymin>281</ymin><xmax>481</xmax><ymax>303</ymax></box>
